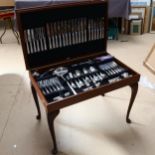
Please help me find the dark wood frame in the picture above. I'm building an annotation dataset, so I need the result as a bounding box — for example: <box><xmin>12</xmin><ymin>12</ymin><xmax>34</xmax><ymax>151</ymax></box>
<box><xmin>129</xmin><ymin>18</ymin><xmax>143</xmax><ymax>35</ymax></box>
<box><xmin>16</xmin><ymin>1</ymin><xmax>140</xmax><ymax>154</ymax></box>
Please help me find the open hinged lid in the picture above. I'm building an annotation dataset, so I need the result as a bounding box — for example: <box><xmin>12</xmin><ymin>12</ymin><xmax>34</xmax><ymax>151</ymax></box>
<box><xmin>16</xmin><ymin>0</ymin><xmax>108</xmax><ymax>70</ymax></box>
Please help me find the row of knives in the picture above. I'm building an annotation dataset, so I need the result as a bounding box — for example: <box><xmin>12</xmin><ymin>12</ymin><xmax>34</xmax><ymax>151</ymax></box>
<box><xmin>24</xmin><ymin>17</ymin><xmax>105</xmax><ymax>54</ymax></box>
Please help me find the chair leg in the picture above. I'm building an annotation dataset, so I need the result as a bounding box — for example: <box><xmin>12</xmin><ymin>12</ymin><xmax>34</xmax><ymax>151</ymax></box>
<box><xmin>0</xmin><ymin>19</ymin><xmax>7</xmax><ymax>44</ymax></box>
<box><xmin>8</xmin><ymin>17</ymin><xmax>20</xmax><ymax>44</ymax></box>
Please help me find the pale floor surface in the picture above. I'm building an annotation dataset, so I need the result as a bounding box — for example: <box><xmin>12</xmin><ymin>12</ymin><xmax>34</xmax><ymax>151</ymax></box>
<box><xmin>0</xmin><ymin>30</ymin><xmax>155</xmax><ymax>155</ymax></box>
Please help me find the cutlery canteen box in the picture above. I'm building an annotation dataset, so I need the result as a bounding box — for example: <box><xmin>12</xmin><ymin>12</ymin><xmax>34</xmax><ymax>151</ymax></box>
<box><xmin>16</xmin><ymin>0</ymin><xmax>140</xmax><ymax>154</ymax></box>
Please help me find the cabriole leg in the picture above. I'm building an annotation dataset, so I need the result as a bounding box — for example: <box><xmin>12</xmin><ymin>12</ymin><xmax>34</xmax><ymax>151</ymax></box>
<box><xmin>126</xmin><ymin>83</ymin><xmax>138</xmax><ymax>123</ymax></box>
<box><xmin>31</xmin><ymin>83</ymin><xmax>41</xmax><ymax>120</ymax></box>
<box><xmin>47</xmin><ymin>110</ymin><xmax>60</xmax><ymax>154</ymax></box>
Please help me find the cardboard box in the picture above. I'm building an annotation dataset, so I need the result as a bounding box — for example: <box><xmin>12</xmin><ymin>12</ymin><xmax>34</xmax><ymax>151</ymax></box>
<box><xmin>0</xmin><ymin>0</ymin><xmax>15</xmax><ymax>7</ymax></box>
